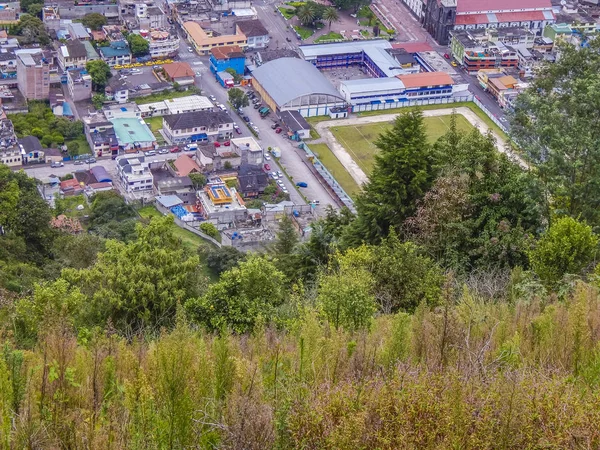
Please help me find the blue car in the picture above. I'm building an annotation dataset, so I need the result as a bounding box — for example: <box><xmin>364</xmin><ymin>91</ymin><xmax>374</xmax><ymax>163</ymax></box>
<box><xmin>296</xmin><ymin>182</ymin><xmax>308</xmax><ymax>188</ymax></box>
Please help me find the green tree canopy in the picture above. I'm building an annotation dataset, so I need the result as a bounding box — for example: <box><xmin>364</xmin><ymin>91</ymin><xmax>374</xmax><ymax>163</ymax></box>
<box><xmin>12</xmin><ymin>14</ymin><xmax>50</xmax><ymax>45</ymax></box>
<box><xmin>186</xmin><ymin>255</ymin><xmax>285</xmax><ymax>333</ymax></box>
<box><xmin>86</xmin><ymin>60</ymin><xmax>112</xmax><ymax>91</ymax></box>
<box><xmin>227</xmin><ymin>88</ymin><xmax>249</xmax><ymax>110</ymax></box>
<box><xmin>127</xmin><ymin>33</ymin><xmax>150</xmax><ymax>57</ymax></box>
<box><xmin>529</xmin><ymin>217</ymin><xmax>598</xmax><ymax>287</ymax></box>
<box><xmin>81</xmin><ymin>12</ymin><xmax>107</xmax><ymax>31</ymax></box>
<box><xmin>323</xmin><ymin>7</ymin><xmax>339</xmax><ymax>28</ymax></box>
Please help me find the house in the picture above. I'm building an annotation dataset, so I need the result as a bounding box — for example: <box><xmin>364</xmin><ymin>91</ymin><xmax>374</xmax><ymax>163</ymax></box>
<box><xmin>83</xmin><ymin>41</ymin><xmax>100</xmax><ymax>61</ymax></box>
<box><xmin>19</xmin><ymin>136</ymin><xmax>44</xmax><ymax>163</ymax></box>
<box><xmin>105</xmin><ymin>77</ymin><xmax>129</xmax><ymax>103</ymax></box>
<box><xmin>111</xmin><ymin>118</ymin><xmax>156</xmax><ymax>152</ymax></box>
<box><xmin>85</xmin><ymin>120</ymin><xmax>118</xmax><ymax>157</ymax></box>
<box><xmin>99</xmin><ymin>41</ymin><xmax>131</xmax><ymax>68</ymax></box>
<box><xmin>237</xmin><ymin>164</ymin><xmax>269</xmax><ymax>198</ymax></box>
<box><xmin>16</xmin><ymin>50</ymin><xmax>50</xmax><ymax>100</ymax></box>
<box><xmin>137</xmin><ymin>95</ymin><xmax>213</xmax><ymax>117</ymax></box>
<box><xmin>67</xmin><ymin>68</ymin><xmax>92</xmax><ymax>102</ymax></box>
<box><xmin>44</xmin><ymin>147</ymin><xmax>64</xmax><ymax>164</ymax></box>
<box><xmin>58</xmin><ymin>40</ymin><xmax>87</xmax><ymax>71</ymax></box>
<box><xmin>0</xmin><ymin>146</ymin><xmax>21</xmax><ymax>166</ymax></box>
<box><xmin>116</xmin><ymin>154</ymin><xmax>154</xmax><ymax>192</ymax></box>
<box><xmin>172</xmin><ymin>154</ymin><xmax>201</xmax><ymax>176</ymax></box>
<box><xmin>183</xmin><ymin>21</ymin><xmax>247</xmax><ymax>55</ymax></box>
<box><xmin>209</xmin><ymin>45</ymin><xmax>246</xmax><ymax>77</ymax></box>
<box><xmin>60</xmin><ymin>178</ymin><xmax>84</xmax><ymax>196</ymax></box>
<box><xmin>155</xmin><ymin>176</ymin><xmax>196</xmax><ymax>204</ymax></box>
<box><xmin>68</xmin><ymin>22</ymin><xmax>91</xmax><ymax>40</ymax></box>
<box><xmin>198</xmin><ymin>180</ymin><xmax>248</xmax><ymax>223</ymax></box>
<box><xmin>229</xmin><ymin>137</ymin><xmax>262</xmax><ymax>165</ymax></box>
<box><xmin>0</xmin><ymin>50</ymin><xmax>16</xmax><ymax>78</ymax></box>
<box><xmin>0</xmin><ymin>115</ymin><xmax>19</xmax><ymax>166</ymax></box>
<box><xmin>235</xmin><ymin>20</ymin><xmax>269</xmax><ymax>49</ymax></box>
<box><xmin>162</xmin><ymin>62</ymin><xmax>195</xmax><ymax>86</ymax></box>
<box><xmin>103</xmin><ymin>102</ymin><xmax>141</xmax><ymax>120</ymax></box>
<box><xmin>279</xmin><ymin>110</ymin><xmax>310</xmax><ymax>140</ymax></box>
<box><xmin>162</xmin><ymin>110</ymin><xmax>234</xmax><ymax>145</ymax></box>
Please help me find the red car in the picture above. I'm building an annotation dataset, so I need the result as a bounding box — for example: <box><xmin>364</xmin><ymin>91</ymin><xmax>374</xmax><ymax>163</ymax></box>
<box><xmin>264</xmin><ymin>163</ymin><xmax>271</xmax><ymax>171</ymax></box>
<box><xmin>223</xmin><ymin>141</ymin><xmax>231</xmax><ymax>146</ymax></box>
<box><xmin>443</xmin><ymin>53</ymin><xmax>450</xmax><ymax>59</ymax></box>
<box><xmin>214</xmin><ymin>142</ymin><xmax>221</xmax><ymax>147</ymax></box>
<box><xmin>275</xmin><ymin>127</ymin><xmax>282</xmax><ymax>134</ymax></box>
<box><xmin>170</xmin><ymin>146</ymin><xmax>180</xmax><ymax>153</ymax></box>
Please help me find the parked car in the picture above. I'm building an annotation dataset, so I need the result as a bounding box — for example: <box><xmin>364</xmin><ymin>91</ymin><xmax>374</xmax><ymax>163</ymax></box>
<box><xmin>443</xmin><ymin>53</ymin><xmax>450</xmax><ymax>59</ymax></box>
<box><xmin>74</xmin><ymin>160</ymin><xmax>83</xmax><ymax>165</ymax></box>
<box><xmin>186</xmin><ymin>143</ymin><xmax>198</xmax><ymax>151</ymax></box>
<box><xmin>450</xmin><ymin>61</ymin><xmax>458</xmax><ymax>67</ymax></box>
<box><xmin>145</xmin><ymin>150</ymin><xmax>156</xmax><ymax>156</ymax></box>
<box><xmin>170</xmin><ymin>146</ymin><xmax>181</xmax><ymax>153</ymax></box>
<box><xmin>311</xmin><ymin>199</ymin><xmax>321</xmax><ymax>205</ymax></box>
<box><xmin>282</xmin><ymin>188</ymin><xmax>289</xmax><ymax>194</ymax></box>
<box><xmin>296</xmin><ymin>181</ymin><xmax>308</xmax><ymax>188</ymax></box>
<box><xmin>50</xmin><ymin>162</ymin><xmax>64</xmax><ymax>168</ymax></box>
<box><xmin>243</xmin><ymin>116</ymin><xmax>250</xmax><ymax>122</ymax></box>
<box><xmin>254</xmin><ymin>103</ymin><xmax>261</xmax><ymax>109</ymax></box>
<box><xmin>217</xmin><ymin>104</ymin><xmax>227</xmax><ymax>111</ymax></box>
<box><xmin>252</xmin><ymin>126</ymin><xmax>260</xmax><ymax>133</ymax></box>
<box><xmin>214</xmin><ymin>142</ymin><xmax>221</xmax><ymax>147</ymax></box>
<box><xmin>271</xmin><ymin>123</ymin><xmax>279</xmax><ymax>129</ymax></box>
<box><xmin>158</xmin><ymin>149</ymin><xmax>168</xmax><ymax>154</ymax></box>
<box><xmin>264</xmin><ymin>153</ymin><xmax>271</xmax><ymax>160</ymax></box>
<box><xmin>235</xmin><ymin>126</ymin><xmax>242</xmax><ymax>134</ymax></box>
<box><xmin>275</xmin><ymin>127</ymin><xmax>282</xmax><ymax>134</ymax></box>
<box><xmin>264</xmin><ymin>163</ymin><xmax>271</xmax><ymax>171</ymax></box>
<box><xmin>271</xmin><ymin>171</ymin><xmax>278</xmax><ymax>179</ymax></box>
<box><xmin>188</xmin><ymin>46</ymin><xmax>194</xmax><ymax>52</ymax></box>
<box><xmin>209</xmin><ymin>95</ymin><xmax>217</xmax><ymax>102</ymax></box>
<box><xmin>277</xmin><ymin>171</ymin><xmax>283</xmax><ymax>177</ymax></box>
<box><xmin>223</xmin><ymin>141</ymin><xmax>231</xmax><ymax>146</ymax></box>
<box><xmin>277</xmin><ymin>180</ymin><xmax>285</xmax><ymax>187</ymax></box>
<box><xmin>87</xmin><ymin>157</ymin><xmax>97</xmax><ymax>164</ymax></box>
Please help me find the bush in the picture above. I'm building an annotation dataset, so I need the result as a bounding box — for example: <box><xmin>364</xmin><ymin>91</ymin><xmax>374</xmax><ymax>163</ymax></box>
<box><xmin>200</xmin><ymin>222</ymin><xmax>219</xmax><ymax>239</ymax></box>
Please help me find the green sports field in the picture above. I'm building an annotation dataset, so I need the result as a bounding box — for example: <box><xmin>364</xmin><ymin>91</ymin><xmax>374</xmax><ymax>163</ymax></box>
<box><xmin>330</xmin><ymin>114</ymin><xmax>473</xmax><ymax>174</ymax></box>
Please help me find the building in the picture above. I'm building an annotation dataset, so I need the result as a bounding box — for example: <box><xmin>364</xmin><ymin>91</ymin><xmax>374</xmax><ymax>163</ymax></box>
<box><xmin>51</xmin><ymin>1</ymin><xmax>118</xmax><ymax>20</ymax></box>
<box><xmin>184</xmin><ymin>21</ymin><xmax>247</xmax><ymax>55</ymax></box>
<box><xmin>339</xmin><ymin>72</ymin><xmax>456</xmax><ymax>109</ymax></box>
<box><xmin>423</xmin><ymin>0</ymin><xmax>555</xmax><ymax>45</ymax></box>
<box><xmin>173</xmin><ymin>154</ymin><xmax>201</xmax><ymax>176</ymax></box>
<box><xmin>450</xmin><ymin>31</ymin><xmax>519</xmax><ymax>73</ymax></box>
<box><xmin>278</xmin><ymin>110</ymin><xmax>311</xmax><ymax>139</ymax></box>
<box><xmin>116</xmin><ymin>154</ymin><xmax>154</xmax><ymax>192</ymax></box>
<box><xmin>105</xmin><ymin>77</ymin><xmax>129</xmax><ymax>103</ymax></box>
<box><xmin>237</xmin><ymin>164</ymin><xmax>269</xmax><ymax>197</ymax></box>
<box><xmin>19</xmin><ymin>136</ymin><xmax>44</xmax><ymax>164</ymax></box>
<box><xmin>103</xmin><ymin>102</ymin><xmax>141</xmax><ymax>120</ymax></box>
<box><xmin>137</xmin><ymin>95</ymin><xmax>213</xmax><ymax>117</ymax></box>
<box><xmin>401</xmin><ymin>0</ymin><xmax>426</xmax><ymax>20</ymax></box>
<box><xmin>16</xmin><ymin>50</ymin><xmax>50</xmax><ymax>100</ymax></box>
<box><xmin>146</xmin><ymin>30</ymin><xmax>180</xmax><ymax>59</ymax></box>
<box><xmin>155</xmin><ymin>176</ymin><xmax>195</xmax><ymax>204</ymax></box>
<box><xmin>83</xmin><ymin>41</ymin><xmax>100</xmax><ymax>61</ymax></box>
<box><xmin>483</xmin><ymin>73</ymin><xmax>524</xmax><ymax>107</ymax></box>
<box><xmin>111</xmin><ymin>117</ymin><xmax>156</xmax><ymax>152</ymax></box>
<box><xmin>162</xmin><ymin>110</ymin><xmax>234</xmax><ymax>144</ymax></box>
<box><xmin>162</xmin><ymin>62</ymin><xmax>195</xmax><ymax>86</ymax></box>
<box><xmin>44</xmin><ymin>148</ymin><xmax>64</xmax><ymax>164</ymax></box>
<box><xmin>235</xmin><ymin>20</ymin><xmax>269</xmax><ymax>49</ymax></box>
<box><xmin>514</xmin><ymin>45</ymin><xmax>544</xmax><ymax>78</ymax></box>
<box><xmin>198</xmin><ymin>180</ymin><xmax>247</xmax><ymax>223</ymax></box>
<box><xmin>58</xmin><ymin>40</ymin><xmax>87</xmax><ymax>70</ymax></box>
<box><xmin>68</xmin><ymin>22</ymin><xmax>91</xmax><ymax>40</ymax></box>
<box><xmin>0</xmin><ymin>51</ymin><xmax>16</xmax><ymax>78</ymax></box>
<box><xmin>0</xmin><ymin>115</ymin><xmax>19</xmax><ymax>166</ymax></box>
<box><xmin>66</xmin><ymin>68</ymin><xmax>92</xmax><ymax>101</ymax></box>
<box><xmin>450</xmin><ymin>28</ymin><xmax>535</xmax><ymax>62</ymax></box>
<box><xmin>210</xmin><ymin>45</ymin><xmax>246</xmax><ymax>76</ymax></box>
<box><xmin>85</xmin><ymin>120</ymin><xmax>118</xmax><ymax>157</ymax></box>
<box><xmin>98</xmin><ymin>41</ymin><xmax>132</xmax><ymax>68</ymax></box>
<box><xmin>251</xmin><ymin>57</ymin><xmax>346</xmax><ymax>117</ymax></box>
<box><xmin>230</xmin><ymin>137</ymin><xmax>262</xmax><ymax>166</ymax></box>
<box><xmin>143</xmin><ymin>6</ymin><xmax>167</xmax><ymax>29</ymax></box>
<box><xmin>43</xmin><ymin>6</ymin><xmax>61</xmax><ymax>30</ymax></box>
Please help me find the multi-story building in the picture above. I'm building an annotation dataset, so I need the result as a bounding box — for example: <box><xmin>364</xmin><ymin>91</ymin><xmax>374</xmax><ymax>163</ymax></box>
<box><xmin>116</xmin><ymin>154</ymin><xmax>154</xmax><ymax>192</ymax></box>
<box><xmin>98</xmin><ymin>41</ymin><xmax>131</xmax><ymax>68</ymax></box>
<box><xmin>209</xmin><ymin>45</ymin><xmax>245</xmax><ymax>76</ymax></box>
<box><xmin>68</xmin><ymin>22</ymin><xmax>91</xmax><ymax>40</ymax></box>
<box><xmin>514</xmin><ymin>45</ymin><xmax>544</xmax><ymax>78</ymax></box>
<box><xmin>137</xmin><ymin>95</ymin><xmax>213</xmax><ymax>117</ymax></box>
<box><xmin>450</xmin><ymin>31</ymin><xmax>519</xmax><ymax>73</ymax></box>
<box><xmin>84</xmin><ymin>120</ymin><xmax>118</xmax><ymax>157</ymax></box>
<box><xmin>0</xmin><ymin>114</ymin><xmax>19</xmax><ymax>167</ymax></box>
<box><xmin>146</xmin><ymin>30</ymin><xmax>180</xmax><ymax>59</ymax></box>
<box><xmin>162</xmin><ymin>110</ymin><xmax>234</xmax><ymax>144</ymax></box>
<box><xmin>423</xmin><ymin>0</ymin><xmax>555</xmax><ymax>45</ymax></box>
<box><xmin>235</xmin><ymin>20</ymin><xmax>269</xmax><ymax>49</ymax></box>
<box><xmin>58</xmin><ymin>40</ymin><xmax>87</xmax><ymax>71</ymax></box>
<box><xmin>105</xmin><ymin>77</ymin><xmax>129</xmax><ymax>103</ymax></box>
<box><xmin>184</xmin><ymin>21</ymin><xmax>247</xmax><ymax>55</ymax></box>
<box><xmin>43</xmin><ymin>6</ymin><xmax>61</xmax><ymax>31</ymax></box>
<box><xmin>67</xmin><ymin>68</ymin><xmax>92</xmax><ymax>101</ymax></box>
<box><xmin>111</xmin><ymin>117</ymin><xmax>156</xmax><ymax>152</ymax></box>
<box><xmin>16</xmin><ymin>50</ymin><xmax>50</xmax><ymax>100</ymax></box>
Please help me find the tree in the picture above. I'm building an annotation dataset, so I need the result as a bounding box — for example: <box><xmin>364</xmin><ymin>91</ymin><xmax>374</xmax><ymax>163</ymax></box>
<box><xmin>272</xmin><ymin>216</ymin><xmax>300</xmax><ymax>283</ymax></box>
<box><xmin>127</xmin><ymin>33</ymin><xmax>150</xmax><ymax>57</ymax></box>
<box><xmin>350</xmin><ymin>109</ymin><xmax>435</xmax><ymax>244</ymax></box>
<box><xmin>92</xmin><ymin>93</ymin><xmax>106</xmax><ymax>110</ymax></box>
<box><xmin>13</xmin><ymin>14</ymin><xmax>50</xmax><ymax>45</ymax></box>
<box><xmin>62</xmin><ymin>216</ymin><xmax>201</xmax><ymax>331</ymax></box>
<box><xmin>188</xmin><ymin>173</ymin><xmax>207</xmax><ymax>189</ymax></box>
<box><xmin>297</xmin><ymin>2</ymin><xmax>317</xmax><ymax>26</ymax></box>
<box><xmin>323</xmin><ymin>7</ymin><xmax>339</xmax><ymax>29</ymax></box>
<box><xmin>86</xmin><ymin>60</ymin><xmax>111</xmax><ymax>91</ymax></box>
<box><xmin>199</xmin><ymin>222</ymin><xmax>219</xmax><ymax>239</ymax></box>
<box><xmin>317</xmin><ymin>248</ymin><xmax>376</xmax><ymax>330</ymax></box>
<box><xmin>511</xmin><ymin>39</ymin><xmax>600</xmax><ymax>227</ymax></box>
<box><xmin>185</xmin><ymin>255</ymin><xmax>285</xmax><ymax>333</ymax></box>
<box><xmin>81</xmin><ymin>12</ymin><xmax>107</xmax><ymax>31</ymax></box>
<box><xmin>201</xmin><ymin>246</ymin><xmax>245</xmax><ymax>276</ymax></box>
<box><xmin>529</xmin><ymin>217</ymin><xmax>598</xmax><ymax>287</ymax></box>
<box><xmin>228</xmin><ymin>88</ymin><xmax>249</xmax><ymax>110</ymax></box>
<box><xmin>87</xmin><ymin>191</ymin><xmax>138</xmax><ymax>242</ymax></box>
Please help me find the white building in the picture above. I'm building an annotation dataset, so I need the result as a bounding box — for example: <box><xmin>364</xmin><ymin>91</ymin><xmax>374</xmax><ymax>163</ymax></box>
<box><xmin>230</xmin><ymin>137</ymin><xmax>263</xmax><ymax>165</ymax></box>
<box><xmin>147</xmin><ymin>30</ymin><xmax>180</xmax><ymax>59</ymax></box>
<box><xmin>138</xmin><ymin>95</ymin><xmax>214</xmax><ymax>118</ymax></box>
<box><xmin>116</xmin><ymin>154</ymin><xmax>154</xmax><ymax>192</ymax></box>
<box><xmin>235</xmin><ymin>20</ymin><xmax>269</xmax><ymax>49</ymax></box>
<box><xmin>103</xmin><ymin>102</ymin><xmax>141</xmax><ymax>120</ymax></box>
<box><xmin>162</xmin><ymin>110</ymin><xmax>234</xmax><ymax>144</ymax></box>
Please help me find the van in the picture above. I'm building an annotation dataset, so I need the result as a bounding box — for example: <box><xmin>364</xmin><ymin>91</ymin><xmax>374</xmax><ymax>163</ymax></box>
<box><xmin>217</xmin><ymin>104</ymin><xmax>227</xmax><ymax>111</ymax></box>
<box><xmin>186</xmin><ymin>143</ymin><xmax>198</xmax><ymax>151</ymax></box>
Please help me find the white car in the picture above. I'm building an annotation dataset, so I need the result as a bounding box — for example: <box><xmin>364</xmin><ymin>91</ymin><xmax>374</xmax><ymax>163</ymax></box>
<box><xmin>145</xmin><ymin>150</ymin><xmax>156</xmax><ymax>156</ymax></box>
<box><xmin>158</xmin><ymin>149</ymin><xmax>168</xmax><ymax>154</ymax></box>
<box><xmin>252</xmin><ymin>125</ymin><xmax>260</xmax><ymax>133</ymax></box>
<box><xmin>188</xmin><ymin>46</ymin><xmax>194</xmax><ymax>52</ymax></box>
<box><xmin>217</xmin><ymin>104</ymin><xmax>227</xmax><ymax>111</ymax></box>
<box><xmin>264</xmin><ymin>153</ymin><xmax>271</xmax><ymax>161</ymax></box>
<box><xmin>271</xmin><ymin>171</ymin><xmax>278</xmax><ymax>179</ymax></box>
<box><xmin>209</xmin><ymin>95</ymin><xmax>217</xmax><ymax>102</ymax></box>
<box><xmin>282</xmin><ymin>188</ymin><xmax>289</xmax><ymax>194</ymax></box>
<box><xmin>277</xmin><ymin>180</ymin><xmax>285</xmax><ymax>187</ymax></box>
<box><xmin>277</xmin><ymin>171</ymin><xmax>283</xmax><ymax>178</ymax></box>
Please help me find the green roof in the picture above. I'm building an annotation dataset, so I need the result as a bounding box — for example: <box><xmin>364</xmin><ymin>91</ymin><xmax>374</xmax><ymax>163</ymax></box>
<box><xmin>111</xmin><ymin>118</ymin><xmax>156</xmax><ymax>144</ymax></box>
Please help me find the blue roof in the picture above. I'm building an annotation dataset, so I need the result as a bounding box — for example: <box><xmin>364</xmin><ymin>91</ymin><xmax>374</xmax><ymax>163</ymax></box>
<box><xmin>61</xmin><ymin>102</ymin><xmax>73</xmax><ymax>116</ymax></box>
<box><xmin>90</xmin><ymin>166</ymin><xmax>112</xmax><ymax>183</ymax></box>
<box><xmin>100</xmin><ymin>41</ymin><xmax>131</xmax><ymax>58</ymax></box>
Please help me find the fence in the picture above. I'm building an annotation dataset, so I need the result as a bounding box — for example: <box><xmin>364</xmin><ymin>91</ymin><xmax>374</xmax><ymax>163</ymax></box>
<box><xmin>299</xmin><ymin>142</ymin><xmax>356</xmax><ymax>212</ymax></box>
<box><xmin>351</xmin><ymin>95</ymin><xmax>474</xmax><ymax>113</ymax></box>
<box><xmin>473</xmin><ymin>96</ymin><xmax>510</xmax><ymax>135</ymax></box>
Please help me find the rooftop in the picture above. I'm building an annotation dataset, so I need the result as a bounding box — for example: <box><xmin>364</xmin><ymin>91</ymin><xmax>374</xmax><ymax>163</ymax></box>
<box><xmin>111</xmin><ymin>118</ymin><xmax>155</xmax><ymax>144</ymax></box>
<box><xmin>456</xmin><ymin>0</ymin><xmax>552</xmax><ymax>14</ymax></box>
<box><xmin>62</xmin><ymin>39</ymin><xmax>87</xmax><ymax>59</ymax></box>
<box><xmin>230</xmin><ymin>136</ymin><xmax>261</xmax><ymax>152</ymax></box>
<box><xmin>99</xmin><ymin>41</ymin><xmax>130</xmax><ymax>58</ymax></box>
<box><xmin>279</xmin><ymin>110</ymin><xmax>310</xmax><ymax>132</ymax></box>
<box><xmin>210</xmin><ymin>45</ymin><xmax>245</xmax><ymax>60</ymax></box>
<box><xmin>396</xmin><ymin>71</ymin><xmax>455</xmax><ymax>88</ymax></box>
<box><xmin>251</xmin><ymin>57</ymin><xmax>344</xmax><ymax>107</ymax></box>
<box><xmin>184</xmin><ymin>21</ymin><xmax>247</xmax><ymax>47</ymax></box>
<box><xmin>235</xmin><ymin>19</ymin><xmax>268</xmax><ymax>37</ymax></box>
<box><xmin>163</xmin><ymin>110</ymin><xmax>233</xmax><ymax>130</ymax></box>
<box><xmin>173</xmin><ymin>154</ymin><xmax>201</xmax><ymax>176</ymax></box>
<box><xmin>162</xmin><ymin>61</ymin><xmax>194</xmax><ymax>79</ymax></box>
<box><xmin>69</xmin><ymin>22</ymin><xmax>90</xmax><ymax>39</ymax></box>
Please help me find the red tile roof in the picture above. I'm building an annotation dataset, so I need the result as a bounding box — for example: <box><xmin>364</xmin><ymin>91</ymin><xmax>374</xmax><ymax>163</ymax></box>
<box><xmin>457</xmin><ymin>0</ymin><xmax>551</xmax><ymax>14</ymax></box>
<box><xmin>174</xmin><ymin>154</ymin><xmax>201</xmax><ymax>177</ymax></box>
<box><xmin>210</xmin><ymin>45</ymin><xmax>245</xmax><ymax>60</ymax></box>
<box><xmin>455</xmin><ymin>14</ymin><xmax>489</xmax><ymax>25</ymax></box>
<box><xmin>163</xmin><ymin>62</ymin><xmax>194</xmax><ymax>80</ymax></box>
<box><xmin>397</xmin><ymin>71</ymin><xmax>455</xmax><ymax>88</ymax></box>
<box><xmin>391</xmin><ymin>42</ymin><xmax>433</xmax><ymax>53</ymax></box>
<box><xmin>494</xmin><ymin>11</ymin><xmax>547</xmax><ymax>22</ymax></box>
<box><xmin>60</xmin><ymin>178</ymin><xmax>81</xmax><ymax>189</ymax></box>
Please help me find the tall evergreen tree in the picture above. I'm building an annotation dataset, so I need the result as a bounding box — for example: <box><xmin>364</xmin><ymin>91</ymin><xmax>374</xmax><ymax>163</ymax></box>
<box><xmin>351</xmin><ymin>109</ymin><xmax>435</xmax><ymax>244</ymax></box>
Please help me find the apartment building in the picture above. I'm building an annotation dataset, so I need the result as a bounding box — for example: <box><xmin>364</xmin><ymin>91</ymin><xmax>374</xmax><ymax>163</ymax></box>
<box><xmin>147</xmin><ymin>30</ymin><xmax>180</xmax><ymax>59</ymax></box>
<box><xmin>162</xmin><ymin>110</ymin><xmax>233</xmax><ymax>145</ymax></box>
<box><xmin>116</xmin><ymin>155</ymin><xmax>154</xmax><ymax>192</ymax></box>
<box><xmin>16</xmin><ymin>50</ymin><xmax>50</xmax><ymax>100</ymax></box>
<box><xmin>67</xmin><ymin>68</ymin><xmax>92</xmax><ymax>101</ymax></box>
<box><xmin>58</xmin><ymin>40</ymin><xmax>87</xmax><ymax>71</ymax></box>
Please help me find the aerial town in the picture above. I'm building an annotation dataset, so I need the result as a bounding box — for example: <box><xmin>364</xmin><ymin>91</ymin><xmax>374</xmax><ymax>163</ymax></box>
<box><xmin>2</xmin><ymin>0</ymin><xmax>600</xmax><ymax>444</ymax></box>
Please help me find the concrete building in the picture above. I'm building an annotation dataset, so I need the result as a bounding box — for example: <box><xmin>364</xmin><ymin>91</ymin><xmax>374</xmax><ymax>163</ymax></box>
<box><xmin>137</xmin><ymin>95</ymin><xmax>213</xmax><ymax>117</ymax></box>
<box><xmin>98</xmin><ymin>41</ymin><xmax>131</xmax><ymax>68</ymax></box>
<box><xmin>116</xmin><ymin>154</ymin><xmax>154</xmax><ymax>192</ymax></box>
<box><xmin>209</xmin><ymin>45</ymin><xmax>245</xmax><ymax>77</ymax></box>
<box><xmin>235</xmin><ymin>19</ymin><xmax>269</xmax><ymax>49</ymax></box>
<box><xmin>450</xmin><ymin>30</ymin><xmax>519</xmax><ymax>73</ymax></box>
<box><xmin>155</xmin><ymin>176</ymin><xmax>195</xmax><ymax>204</ymax></box>
<box><xmin>16</xmin><ymin>50</ymin><xmax>50</xmax><ymax>100</ymax></box>
<box><xmin>83</xmin><ymin>41</ymin><xmax>100</xmax><ymax>61</ymax></box>
<box><xmin>184</xmin><ymin>21</ymin><xmax>247</xmax><ymax>55</ymax></box>
<box><xmin>423</xmin><ymin>0</ymin><xmax>555</xmax><ymax>45</ymax></box>
<box><xmin>450</xmin><ymin>28</ymin><xmax>535</xmax><ymax>62</ymax></box>
<box><xmin>66</xmin><ymin>68</ymin><xmax>92</xmax><ymax>101</ymax></box>
<box><xmin>251</xmin><ymin>57</ymin><xmax>346</xmax><ymax>117</ymax></box>
<box><xmin>198</xmin><ymin>180</ymin><xmax>247</xmax><ymax>223</ymax></box>
<box><xmin>102</xmin><ymin>102</ymin><xmax>141</xmax><ymax>120</ymax></box>
<box><xmin>278</xmin><ymin>110</ymin><xmax>311</xmax><ymax>139</ymax></box>
<box><xmin>19</xmin><ymin>136</ymin><xmax>44</xmax><ymax>164</ymax></box>
<box><xmin>230</xmin><ymin>137</ymin><xmax>263</xmax><ymax>166</ymax></box>
<box><xmin>162</xmin><ymin>62</ymin><xmax>195</xmax><ymax>86</ymax></box>
<box><xmin>111</xmin><ymin>117</ymin><xmax>156</xmax><ymax>152</ymax></box>
<box><xmin>43</xmin><ymin>6</ymin><xmax>61</xmax><ymax>30</ymax></box>
<box><xmin>85</xmin><ymin>120</ymin><xmax>118</xmax><ymax>157</ymax></box>
<box><xmin>50</xmin><ymin>1</ymin><xmax>118</xmax><ymax>20</ymax></box>
<box><xmin>0</xmin><ymin>115</ymin><xmax>19</xmax><ymax>166</ymax></box>
<box><xmin>162</xmin><ymin>110</ymin><xmax>234</xmax><ymax>144</ymax></box>
<box><xmin>68</xmin><ymin>22</ymin><xmax>90</xmax><ymax>40</ymax></box>
<box><xmin>105</xmin><ymin>77</ymin><xmax>129</xmax><ymax>103</ymax></box>
<box><xmin>58</xmin><ymin>40</ymin><xmax>87</xmax><ymax>71</ymax></box>
<box><xmin>146</xmin><ymin>30</ymin><xmax>180</xmax><ymax>59</ymax></box>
